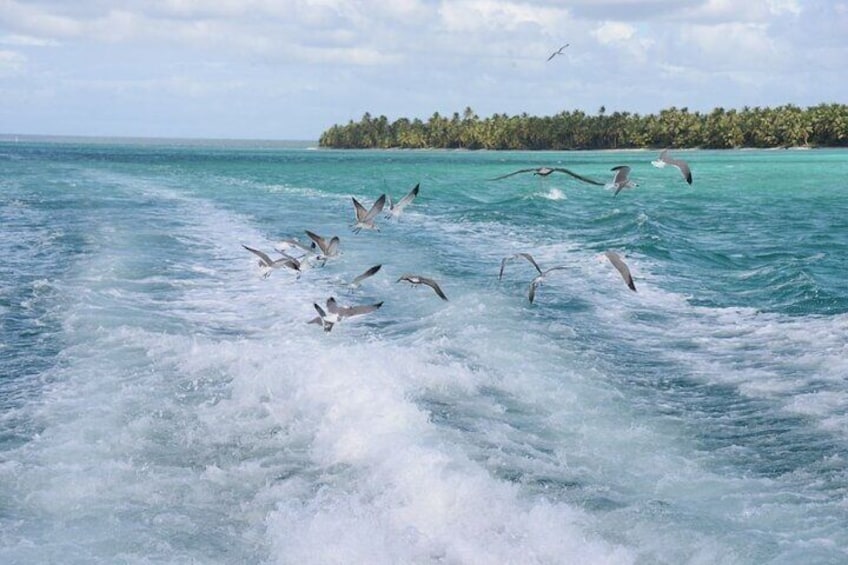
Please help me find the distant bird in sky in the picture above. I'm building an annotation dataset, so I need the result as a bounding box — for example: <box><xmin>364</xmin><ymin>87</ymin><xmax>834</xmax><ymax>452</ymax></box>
<box><xmin>351</xmin><ymin>194</ymin><xmax>387</xmax><ymax>233</ymax></box>
<box><xmin>491</xmin><ymin>166</ymin><xmax>604</xmax><ymax>186</ymax></box>
<box><xmin>499</xmin><ymin>252</ymin><xmax>568</xmax><ymax>304</ymax></box>
<box><xmin>651</xmin><ymin>149</ymin><xmax>693</xmax><ymax>185</ymax></box>
<box><xmin>606</xmin><ymin>165</ymin><xmax>638</xmax><ymax>196</ymax></box>
<box><xmin>309</xmin><ymin>296</ymin><xmax>383</xmax><ymax>332</ymax></box>
<box><xmin>386</xmin><ymin>183</ymin><xmax>420</xmax><ymax>219</ymax></box>
<box><xmin>604</xmin><ymin>251</ymin><xmax>636</xmax><ymax>291</ymax></box>
<box><xmin>547</xmin><ymin>44</ymin><xmax>569</xmax><ymax>61</ymax></box>
<box><xmin>397</xmin><ymin>274</ymin><xmax>449</xmax><ymax>301</ymax></box>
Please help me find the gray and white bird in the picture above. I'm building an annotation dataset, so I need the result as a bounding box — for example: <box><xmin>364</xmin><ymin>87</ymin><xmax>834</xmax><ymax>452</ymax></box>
<box><xmin>242</xmin><ymin>244</ymin><xmax>301</xmax><ymax>278</ymax></box>
<box><xmin>351</xmin><ymin>194</ymin><xmax>387</xmax><ymax>233</ymax></box>
<box><xmin>651</xmin><ymin>149</ymin><xmax>692</xmax><ymax>185</ymax></box>
<box><xmin>396</xmin><ymin>274</ymin><xmax>448</xmax><ymax>301</ymax></box>
<box><xmin>309</xmin><ymin>296</ymin><xmax>383</xmax><ymax>332</ymax></box>
<box><xmin>606</xmin><ymin>165</ymin><xmax>638</xmax><ymax>197</ymax></box>
<box><xmin>604</xmin><ymin>251</ymin><xmax>636</xmax><ymax>291</ymax></box>
<box><xmin>385</xmin><ymin>183</ymin><xmax>420</xmax><ymax>219</ymax></box>
<box><xmin>491</xmin><ymin>166</ymin><xmax>603</xmax><ymax>186</ymax></box>
<box><xmin>499</xmin><ymin>252</ymin><xmax>568</xmax><ymax>304</ymax></box>
<box><xmin>304</xmin><ymin>230</ymin><xmax>340</xmax><ymax>261</ymax></box>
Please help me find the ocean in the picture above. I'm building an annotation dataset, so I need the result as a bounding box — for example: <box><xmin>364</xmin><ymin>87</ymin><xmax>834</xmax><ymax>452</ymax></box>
<box><xmin>1</xmin><ymin>138</ymin><xmax>846</xmax><ymax>564</ymax></box>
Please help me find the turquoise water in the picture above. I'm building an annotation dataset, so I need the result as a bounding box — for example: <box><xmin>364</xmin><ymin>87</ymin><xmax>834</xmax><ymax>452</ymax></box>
<box><xmin>1</xmin><ymin>139</ymin><xmax>847</xmax><ymax>564</ymax></box>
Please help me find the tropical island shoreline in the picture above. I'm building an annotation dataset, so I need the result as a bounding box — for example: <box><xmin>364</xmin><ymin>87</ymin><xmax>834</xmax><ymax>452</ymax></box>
<box><xmin>319</xmin><ymin>103</ymin><xmax>848</xmax><ymax>151</ymax></box>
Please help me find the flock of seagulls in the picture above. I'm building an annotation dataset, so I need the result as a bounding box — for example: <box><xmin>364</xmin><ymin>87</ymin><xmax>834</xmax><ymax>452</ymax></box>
<box><xmin>241</xmin><ymin>148</ymin><xmax>685</xmax><ymax>331</ymax></box>
<box><xmin>491</xmin><ymin>149</ymin><xmax>693</xmax><ymax>195</ymax></box>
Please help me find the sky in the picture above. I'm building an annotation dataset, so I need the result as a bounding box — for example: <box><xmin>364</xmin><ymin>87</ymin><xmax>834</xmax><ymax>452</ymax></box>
<box><xmin>1</xmin><ymin>0</ymin><xmax>846</xmax><ymax>140</ymax></box>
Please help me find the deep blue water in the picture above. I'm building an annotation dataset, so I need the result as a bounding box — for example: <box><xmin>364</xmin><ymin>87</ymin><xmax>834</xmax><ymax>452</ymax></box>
<box><xmin>1</xmin><ymin>138</ymin><xmax>847</xmax><ymax>564</ymax></box>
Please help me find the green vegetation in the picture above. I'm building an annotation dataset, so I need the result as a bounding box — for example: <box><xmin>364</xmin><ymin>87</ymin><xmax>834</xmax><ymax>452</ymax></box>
<box><xmin>318</xmin><ymin>103</ymin><xmax>848</xmax><ymax>150</ymax></box>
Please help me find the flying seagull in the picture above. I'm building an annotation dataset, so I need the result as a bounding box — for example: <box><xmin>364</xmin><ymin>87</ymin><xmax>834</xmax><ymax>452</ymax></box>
<box><xmin>386</xmin><ymin>183</ymin><xmax>420</xmax><ymax>219</ymax></box>
<box><xmin>606</xmin><ymin>165</ymin><xmax>638</xmax><ymax>196</ymax></box>
<box><xmin>304</xmin><ymin>230</ymin><xmax>340</xmax><ymax>260</ymax></box>
<box><xmin>242</xmin><ymin>244</ymin><xmax>301</xmax><ymax>278</ymax></box>
<box><xmin>604</xmin><ymin>251</ymin><xmax>636</xmax><ymax>291</ymax></box>
<box><xmin>351</xmin><ymin>194</ymin><xmax>387</xmax><ymax>233</ymax></box>
<box><xmin>490</xmin><ymin>166</ymin><xmax>604</xmax><ymax>186</ymax></box>
<box><xmin>309</xmin><ymin>296</ymin><xmax>384</xmax><ymax>332</ymax></box>
<box><xmin>499</xmin><ymin>252</ymin><xmax>568</xmax><ymax>304</ymax></box>
<box><xmin>547</xmin><ymin>44</ymin><xmax>569</xmax><ymax>61</ymax></box>
<box><xmin>651</xmin><ymin>149</ymin><xmax>693</xmax><ymax>185</ymax></box>
<box><xmin>397</xmin><ymin>274</ymin><xmax>449</xmax><ymax>301</ymax></box>
<box><xmin>347</xmin><ymin>264</ymin><xmax>382</xmax><ymax>288</ymax></box>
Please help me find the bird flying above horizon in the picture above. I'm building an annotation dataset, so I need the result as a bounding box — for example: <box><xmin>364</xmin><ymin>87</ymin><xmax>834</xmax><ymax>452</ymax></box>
<box><xmin>351</xmin><ymin>194</ymin><xmax>387</xmax><ymax>233</ymax></box>
<box><xmin>606</xmin><ymin>166</ymin><xmax>638</xmax><ymax>196</ymax></box>
<box><xmin>651</xmin><ymin>149</ymin><xmax>693</xmax><ymax>185</ymax></box>
<box><xmin>547</xmin><ymin>44</ymin><xmax>569</xmax><ymax>61</ymax></box>
<box><xmin>490</xmin><ymin>166</ymin><xmax>603</xmax><ymax>186</ymax></box>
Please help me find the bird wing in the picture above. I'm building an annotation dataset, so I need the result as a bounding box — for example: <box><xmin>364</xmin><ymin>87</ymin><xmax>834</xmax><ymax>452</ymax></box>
<box><xmin>394</xmin><ymin>183</ymin><xmax>419</xmax><ymax>210</ymax></box>
<box><xmin>365</xmin><ymin>194</ymin><xmax>387</xmax><ymax>221</ymax></box>
<box><xmin>516</xmin><ymin>252</ymin><xmax>543</xmax><ymax>275</ymax></box>
<box><xmin>338</xmin><ymin>301</ymin><xmax>383</xmax><ymax>318</ymax></box>
<box><xmin>668</xmin><ymin>158</ymin><xmax>692</xmax><ymax>184</ymax></box>
<box><xmin>305</xmin><ymin>230</ymin><xmax>329</xmax><ymax>254</ymax></box>
<box><xmin>550</xmin><ymin>168</ymin><xmax>605</xmax><ymax>186</ymax></box>
<box><xmin>350</xmin><ymin>264</ymin><xmax>382</xmax><ymax>286</ymax></box>
<box><xmin>421</xmin><ymin>277</ymin><xmax>449</xmax><ymax>301</ymax></box>
<box><xmin>242</xmin><ymin>244</ymin><xmax>274</xmax><ymax>267</ymax></box>
<box><xmin>490</xmin><ymin>168</ymin><xmax>535</xmax><ymax>181</ymax></box>
<box><xmin>325</xmin><ymin>297</ymin><xmax>340</xmax><ymax>315</ymax></box>
<box><xmin>326</xmin><ymin>236</ymin><xmax>340</xmax><ymax>257</ymax></box>
<box><xmin>605</xmin><ymin>251</ymin><xmax>636</xmax><ymax>291</ymax></box>
<box><xmin>352</xmin><ymin>197</ymin><xmax>369</xmax><ymax>222</ymax></box>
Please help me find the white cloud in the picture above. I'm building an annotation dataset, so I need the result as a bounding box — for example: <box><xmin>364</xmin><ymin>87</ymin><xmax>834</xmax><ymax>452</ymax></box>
<box><xmin>439</xmin><ymin>0</ymin><xmax>568</xmax><ymax>33</ymax></box>
<box><xmin>0</xmin><ymin>49</ymin><xmax>27</xmax><ymax>75</ymax></box>
<box><xmin>592</xmin><ymin>21</ymin><xmax>636</xmax><ymax>44</ymax></box>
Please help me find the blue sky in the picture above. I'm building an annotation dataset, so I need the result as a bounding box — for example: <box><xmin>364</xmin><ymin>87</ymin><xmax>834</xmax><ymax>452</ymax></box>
<box><xmin>1</xmin><ymin>0</ymin><xmax>845</xmax><ymax>140</ymax></box>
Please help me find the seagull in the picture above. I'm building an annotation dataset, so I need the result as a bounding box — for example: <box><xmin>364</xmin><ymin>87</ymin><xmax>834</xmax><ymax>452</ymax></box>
<box><xmin>499</xmin><ymin>252</ymin><xmax>568</xmax><ymax>303</ymax></box>
<box><xmin>490</xmin><ymin>166</ymin><xmax>603</xmax><ymax>186</ymax></box>
<box><xmin>347</xmin><ymin>264</ymin><xmax>382</xmax><ymax>288</ymax></box>
<box><xmin>499</xmin><ymin>252</ymin><xmax>542</xmax><ymax>280</ymax></box>
<box><xmin>385</xmin><ymin>183</ymin><xmax>420</xmax><ymax>219</ymax></box>
<box><xmin>241</xmin><ymin>244</ymin><xmax>301</xmax><ymax>278</ymax></box>
<box><xmin>604</xmin><ymin>251</ymin><xmax>636</xmax><ymax>291</ymax></box>
<box><xmin>304</xmin><ymin>230</ymin><xmax>340</xmax><ymax>261</ymax></box>
<box><xmin>397</xmin><ymin>274</ymin><xmax>448</xmax><ymax>301</ymax></box>
<box><xmin>606</xmin><ymin>166</ymin><xmax>638</xmax><ymax>196</ymax></box>
<box><xmin>309</xmin><ymin>296</ymin><xmax>384</xmax><ymax>332</ymax></box>
<box><xmin>651</xmin><ymin>149</ymin><xmax>692</xmax><ymax>185</ymax></box>
<box><xmin>547</xmin><ymin>43</ymin><xmax>569</xmax><ymax>61</ymax></box>
<box><xmin>274</xmin><ymin>237</ymin><xmax>313</xmax><ymax>257</ymax></box>
<box><xmin>351</xmin><ymin>194</ymin><xmax>387</xmax><ymax>233</ymax></box>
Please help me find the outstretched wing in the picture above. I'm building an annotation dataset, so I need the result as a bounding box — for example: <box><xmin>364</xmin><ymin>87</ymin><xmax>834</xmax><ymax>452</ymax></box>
<box><xmin>364</xmin><ymin>194</ymin><xmax>387</xmax><ymax>221</ymax></box>
<box><xmin>551</xmin><ymin>167</ymin><xmax>605</xmax><ymax>186</ymax></box>
<box><xmin>605</xmin><ymin>251</ymin><xmax>636</xmax><ymax>291</ymax></box>
<box><xmin>394</xmin><ymin>184</ymin><xmax>419</xmax><ymax>210</ymax></box>
<box><xmin>500</xmin><ymin>252</ymin><xmax>543</xmax><ymax>280</ymax></box>
<box><xmin>305</xmin><ymin>230</ymin><xmax>329</xmax><ymax>255</ymax></box>
<box><xmin>242</xmin><ymin>244</ymin><xmax>274</xmax><ymax>267</ymax></box>
<box><xmin>352</xmin><ymin>197</ymin><xmax>369</xmax><ymax>222</ymax></box>
<box><xmin>490</xmin><ymin>168</ymin><xmax>535</xmax><ymax>181</ymax></box>
<box><xmin>338</xmin><ymin>301</ymin><xmax>383</xmax><ymax>318</ymax></box>
<box><xmin>350</xmin><ymin>264</ymin><xmax>382</xmax><ymax>286</ymax></box>
<box><xmin>421</xmin><ymin>277</ymin><xmax>449</xmax><ymax>301</ymax></box>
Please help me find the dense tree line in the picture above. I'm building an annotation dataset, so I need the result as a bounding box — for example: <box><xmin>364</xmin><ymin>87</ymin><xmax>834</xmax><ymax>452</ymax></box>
<box><xmin>318</xmin><ymin>103</ymin><xmax>848</xmax><ymax>150</ymax></box>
